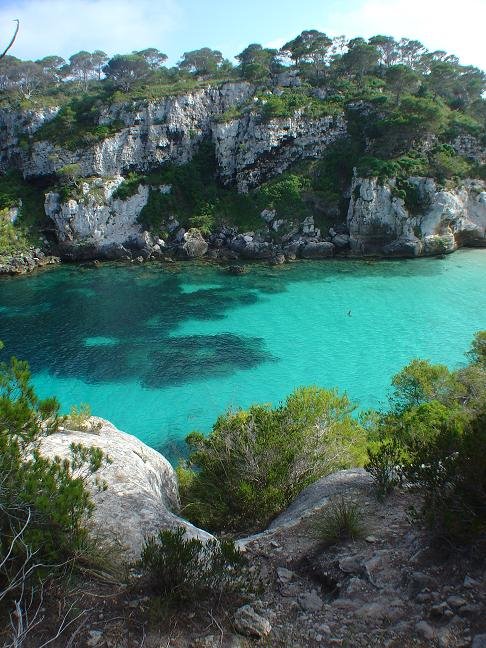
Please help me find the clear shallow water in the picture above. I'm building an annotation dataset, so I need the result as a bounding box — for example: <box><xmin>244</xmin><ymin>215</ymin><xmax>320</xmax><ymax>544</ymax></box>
<box><xmin>0</xmin><ymin>250</ymin><xmax>485</xmax><ymax>462</ymax></box>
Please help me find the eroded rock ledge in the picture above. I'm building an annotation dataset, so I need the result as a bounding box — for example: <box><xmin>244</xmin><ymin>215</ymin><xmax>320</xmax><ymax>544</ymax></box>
<box><xmin>39</xmin><ymin>417</ymin><xmax>213</xmax><ymax>559</ymax></box>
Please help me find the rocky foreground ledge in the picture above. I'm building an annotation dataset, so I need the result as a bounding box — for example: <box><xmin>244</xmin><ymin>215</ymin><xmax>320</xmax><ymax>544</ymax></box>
<box><xmin>40</xmin><ymin>417</ymin><xmax>212</xmax><ymax>559</ymax></box>
<box><xmin>39</xmin><ymin>418</ymin><xmax>486</xmax><ymax>647</ymax></box>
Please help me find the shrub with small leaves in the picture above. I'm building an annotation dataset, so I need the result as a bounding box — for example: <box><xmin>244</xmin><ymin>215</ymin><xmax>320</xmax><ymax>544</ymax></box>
<box><xmin>366</xmin><ymin>440</ymin><xmax>403</xmax><ymax>500</ymax></box>
<box><xmin>137</xmin><ymin>527</ymin><xmax>247</xmax><ymax>605</ymax></box>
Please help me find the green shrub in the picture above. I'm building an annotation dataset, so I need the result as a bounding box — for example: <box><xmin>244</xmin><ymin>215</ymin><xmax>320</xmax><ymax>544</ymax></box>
<box><xmin>366</xmin><ymin>332</ymin><xmax>486</xmax><ymax>543</ymax></box>
<box><xmin>404</xmin><ymin>407</ymin><xmax>486</xmax><ymax>543</ymax></box>
<box><xmin>33</xmin><ymin>95</ymin><xmax>124</xmax><ymax>150</ymax></box>
<box><xmin>112</xmin><ymin>172</ymin><xmax>145</xmax><ymax>200</ymax></box>
<box><xmin>137</xmin><ymin>526</ymin><xmax>247</xmax><ymax>605</ymax></box>
<box><xmin>313</xmin><ymin>496</ymin><xmax>366</xmax><ymax>545</ymax></box>
<box><xmin>178</xmin><ymin>386</ymin><xmax>365</xmax><ymax>532</ymax></box>
<box><xmin>0</xmin><ymin>172</ymin><xmax>49</xmax><ymax>251</ymax></box>
<box><xmin>429</xmin><ymin>145</ymin><xmax>472</xmax><ymax>182</ymax></box>
<box><xmin>366</xmin><ymin>439</ymin><xmax>403</xmax><ymax>500</ymax></box>
<box><xmin>0</xmin><ymin>208</ymin><xmax>31</xmax><ymax>255</ymax></box>
<box><xmin>467</xmin><ymin>330</ymin><xmax>486</xmax><ymax>366</ymax></box>
<box><xmin>258</xmin><ymin>90</ymin><xmax>309</xmax><ymax>121</ymax></box>
<box><xmin>0</xmin><ymin>344</ymin><xmax>110</xmax><ymax>628</ymax></box>
<box><xmin>188</xmin><ymin>201</ymin><xmax>217</xmax><ymax>234</ymax></box>
<box><xmin>66</xmin><ymin>402</ymin><xmax>100</xmax><ymax>432</ymax></box>
<box><xmin>257</xmin><ymin>174</ymin><xmax>310</xmax><ymax>219</ymax></box>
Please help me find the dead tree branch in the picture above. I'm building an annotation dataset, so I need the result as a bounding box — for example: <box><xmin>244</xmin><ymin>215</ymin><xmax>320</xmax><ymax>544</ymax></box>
<box><xmin>0</xmin><ymin>20</ymin><xmax>19</xmax><ymax>60</ymax></box>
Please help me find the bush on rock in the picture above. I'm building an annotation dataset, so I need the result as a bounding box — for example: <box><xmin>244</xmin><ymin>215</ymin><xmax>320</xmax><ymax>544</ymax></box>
<box><xmin>178</xmin><ymin>386</ymin><xmax>366</xmax><ymax>532</ymax></box>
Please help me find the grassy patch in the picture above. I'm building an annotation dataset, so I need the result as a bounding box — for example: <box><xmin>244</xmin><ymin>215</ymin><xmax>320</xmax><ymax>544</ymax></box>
<box><xmin>313</xmin><ymin>496</ymin><xmax>366</xmax><ymax>545</ymax></box>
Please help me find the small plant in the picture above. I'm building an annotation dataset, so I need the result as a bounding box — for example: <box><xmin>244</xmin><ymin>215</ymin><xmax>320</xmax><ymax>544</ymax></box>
<box><xmin>137</xmin><ymin>526</ymin><xmax>247</xmax><ymax>605</ymax></box>
<box><xmin>313</xmin><ymin>496</ymin><xmax>365</xmax><ymax>545</ymax></box>
<box><xmin>112</xmin><ymin>172</ymin><xmax>145</xmax><ymax>200</ymax></box>
<box><xmin>66</xmin><ymin>403</ymin><xmax>94</xmax><ymax>431</ymax></box>
<box><xmin>366</xmin><ymin>440</ymin><xmax>403</xmax><ymax>500</ymax></box>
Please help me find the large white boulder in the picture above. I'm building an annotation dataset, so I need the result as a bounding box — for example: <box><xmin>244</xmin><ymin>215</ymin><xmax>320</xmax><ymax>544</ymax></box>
<box><xmin>39</xmin><ymin>417</ymin><xmax>213</xmax><ymax>560</ymax></box>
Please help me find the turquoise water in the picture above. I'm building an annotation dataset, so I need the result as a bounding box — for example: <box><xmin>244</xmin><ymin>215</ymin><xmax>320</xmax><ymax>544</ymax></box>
<box><xmin>0</xmin><ymin>250</ymin><xmax>485</xmax><ymax>461</ymax></box>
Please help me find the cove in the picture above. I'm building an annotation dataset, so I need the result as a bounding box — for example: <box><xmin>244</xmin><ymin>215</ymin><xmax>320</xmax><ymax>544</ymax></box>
<box><xmin>0</xmin><ymin>249</ymin><xmax>485</xmax><ymax>463</ymax></box>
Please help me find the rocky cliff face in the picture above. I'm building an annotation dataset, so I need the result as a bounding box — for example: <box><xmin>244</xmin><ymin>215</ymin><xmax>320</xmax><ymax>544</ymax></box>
<box><xmin>347</xmin><ymin>176</ymin><xmax>486</xmax><ymax>256</ymax></box>
<box><xmin>44</xmin><ymin>176</ymin><xmax>150</xmax><ymax>256</ymax></box>
<box><xmin>213</xmin><ymin>112</ymin><xmax>347</xmax><ymax>191</ymax></box>
<box><xmin>1</xmin><ymin>82</ymin><xmax>486</xmax><ymax>261</ymax></box>
<box><xmin>1</xmin><ymin>83</ymin><xmax>346</xmax><ymax>188</ymax></box>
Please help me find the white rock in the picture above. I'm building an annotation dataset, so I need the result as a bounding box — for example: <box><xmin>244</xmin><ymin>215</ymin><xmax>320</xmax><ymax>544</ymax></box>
<box><xmin>347</xmin><ymin>174</ymin><xmax>486</xmax><ymax>256</ymax></box>
<box><xmin>44</xmin><ymin>177</ymin><xmax>149</xmax><ymax>248</ymax></box>
<box><xmin>39</xmin><ymin>417</ymin><xmax>213</xmax><ymax>559</ymax></box>
<box><xmin>233</xmin><ymin>605</ymin><xmax>271</xmax><ymax>638</ymax></box>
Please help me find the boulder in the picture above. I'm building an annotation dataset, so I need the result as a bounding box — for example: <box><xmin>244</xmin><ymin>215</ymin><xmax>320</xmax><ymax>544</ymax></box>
<box><xmin>226</xmin><ymin>264</ymin><xmax>249</xmax><ymax>275</ymax></box>
<box><xmin>233</xmin><ymin>605</ymin><xmax>271</xmax><ymax>638</ymax></box>
<box><xmin>269</xmin><ymin>469</ymin><xmax>372</xmax><ymax>530</ymax></box>
<box><xmin>180</xmin><ymin>228</ymin><xmax>208</xmax><ymax>258</ymax></box>
<box><xmin>99</xmin><ymin>242</ymin><xmax>131</xmax><ymax>260</ymax></box>
<box><xmin>39</xmin><ymin>417</ymin><xmax>213</xmax><ymax>560</ymax></box>
<box><xmin>383</xmin><ymin>236</ymin><xmax>422</xmax><ymax>257</ymax></box>
<box><xmin>332</xmin><ymin>233</ymin><xmax>350</xmax><ymax>249</ymax></box>
<box><xmin>300</xmin><ymin>241</ymin><xmax>335</xmax><ymax>259</ymax></box>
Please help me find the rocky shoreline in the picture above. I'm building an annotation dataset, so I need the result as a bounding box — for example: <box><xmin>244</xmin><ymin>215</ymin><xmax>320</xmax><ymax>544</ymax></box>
<box><xmin>2</xmin><ymin>174</ymin><xmax>486</xmax><ymax>277</ymax></box>
<box><xmin>0</xmin><ymin>229</ymin><xmax>483</xmax><ymax>279</ymax></box>
<box><xmin>41</xmin><ymin>174</ymin><xmax>486</xmax><ymax>266</ymax></box>
<box><xmin>0</xmin><ymin>247</ymin><xmax>60</xmax><ymax>276</ymax></box>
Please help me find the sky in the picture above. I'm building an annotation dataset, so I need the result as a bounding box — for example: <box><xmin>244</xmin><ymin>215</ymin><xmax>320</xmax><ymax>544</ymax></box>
<box><xmin>0</xmin><ymin>0</ymin><xmax>485</xmax><ymax>70</ymax></box>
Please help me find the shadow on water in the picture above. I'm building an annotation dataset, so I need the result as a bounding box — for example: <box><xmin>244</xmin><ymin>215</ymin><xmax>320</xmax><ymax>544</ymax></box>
<box><xmin>0</xmin><ymin>254</ymin><xmax>461</xmax><ymax>390</ymax></box>
<box><xmin>0</xmin><ymin>263</ymin><xmax>278</xmax><ymax>387</ymax></box>
<box><xmin>144</xmin><ymin>333</ymin><xmax>274</xmax><ymax>388</ymax></box>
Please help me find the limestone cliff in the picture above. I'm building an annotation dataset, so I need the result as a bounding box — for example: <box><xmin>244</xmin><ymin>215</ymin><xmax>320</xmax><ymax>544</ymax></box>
<box><xmin>347</xmin><ymin>176</ymin><xmax>486</xmax><ymax>256</ymax></box>
<box><xmin>44</xmin><ymin>176</ymin><xmax>150</xmax><ymax>257</ymax></box>
<box><xmin>1</xmin><ymin>81</ymin><xmax>485</xmax><ymax>261</ymax></box>
<box><xmin>213</xmin><ymin>112</ymin><xmax>346</xmax><ymax>191</ymax></box>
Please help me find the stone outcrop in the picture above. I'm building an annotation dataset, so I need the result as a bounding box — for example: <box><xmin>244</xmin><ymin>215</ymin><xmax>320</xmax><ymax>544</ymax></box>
<box><xmin>0</xmin><ymin>83</ymin><xmax>254</xmax><ymax>178</ymax></box>
<box><xmin>44</xmin><ymin>176</ymin><xmax>150</xmax><ymax>256</ymax></box>
<box><xmin>0</xmin><ymin>248</ymin><xmax>60</xmax><ymax>276</ymax></box>
<box><xmin>213</xmin><ymin>112</ymin><xmax>347</xmax><ymax>191</ymax></box>
<box><xmin>178</xmin><ymin>228</ymin><xmax>209</xmax><ymax>258</ymax></box>
<box><xmin>347</xmin><ymin>175</ymin><xmax>486</xmax><ymax>256</ymax></box>
<box><xmin>39</xmin><ymin>417</ymin><xmax>213</xmax><ymax>559</ymax></box>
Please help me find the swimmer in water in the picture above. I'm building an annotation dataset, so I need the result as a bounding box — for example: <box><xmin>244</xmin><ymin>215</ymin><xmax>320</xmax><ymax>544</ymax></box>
<box><xmin>348</xmin><ymin>310</ymin><xmax>352</xmax><ymax>316</ymax></box>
